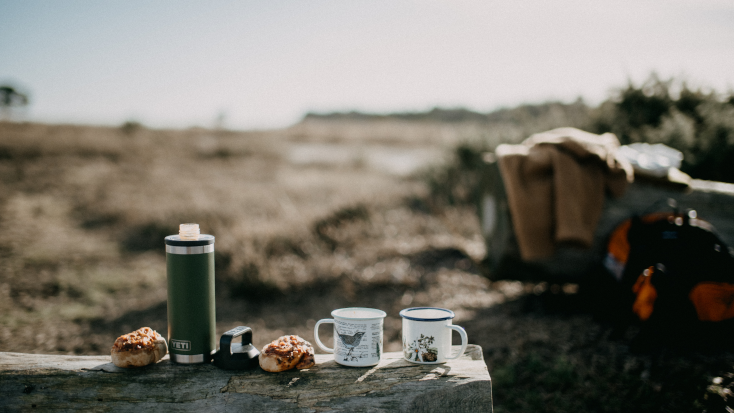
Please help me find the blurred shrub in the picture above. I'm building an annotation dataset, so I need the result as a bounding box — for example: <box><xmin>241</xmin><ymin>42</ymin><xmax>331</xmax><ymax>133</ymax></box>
<box><xmin>215</xmin><ymin>251</ymin><xmax>281</xmax><ymax>302</ymax></box>
<box><xmin>423</xmin><ymin>142</ymin><xmax>491</xmax><ymax>207</ymax></box>
<box><xmin>121</xmin><ymin>222</ymin><xmax>176</xmax><ymax>252</ymax></box>
<box><xmin>593</xmin><ymin>74</ymin><xmax>734</xmax><ymax>183</ymax></box>
<box><xmin>313</xmin><ymin>204</ymin><xmax>369</xmax><ymax>250</ymax></box>
<box><xmin>426</xmin><ymin>75</ymin><xmax>734</xmax><ymax>208</ymax></box>
<box><xmin>0</xmin><ymin>144</ymin><xmax>42</xmax><ymax>161</ymax></box>
<box><xmin>0</xmin><ymin>85</ymin><xmax>29</xmax><ymax>121</ymax></box>
<box><xmin>119</xmin><ymin>120</ymin><xmax>143</xmax><ymax>136</ymax></box>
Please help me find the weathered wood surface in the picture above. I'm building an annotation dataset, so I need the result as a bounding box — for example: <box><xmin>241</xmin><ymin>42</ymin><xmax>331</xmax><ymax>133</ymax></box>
<box><xmin>478</xmin><ymin>157</ymin><xmax>734</xmax><ymax>281</ymax></box>
<box><xmin>0</xmin><ymin>345</ymin><xmax>492</xmax><ymax>412</ymax></box>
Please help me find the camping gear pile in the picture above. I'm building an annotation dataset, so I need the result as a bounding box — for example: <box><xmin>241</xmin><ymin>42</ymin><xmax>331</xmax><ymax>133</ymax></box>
<box><xmin>484</xmin><ymin>127</ymin><xmax>734</xmax><ymax>349</ymax></box>
<box><xmin>599</xmin><ymin>204</ymin><xmax>734</xmax><ymax>349</ymax></box>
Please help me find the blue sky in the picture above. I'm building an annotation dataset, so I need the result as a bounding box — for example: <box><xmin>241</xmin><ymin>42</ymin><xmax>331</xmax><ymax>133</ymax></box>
<box><xmin>1</xmin><ymin>0</ymin><xmax>733</xmax><ymax>129</ymax></box>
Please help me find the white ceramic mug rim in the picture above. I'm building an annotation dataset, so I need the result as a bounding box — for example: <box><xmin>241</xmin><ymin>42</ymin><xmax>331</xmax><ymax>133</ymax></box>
<box><xmin>331</xmin><ymin>307</ymin><xmax>387</xmax><ymax>320</ymax></box>
<box><xmin>399</xmin><ymin>307</ymin><xmax>455</xmax><ymax>321</ymax></box>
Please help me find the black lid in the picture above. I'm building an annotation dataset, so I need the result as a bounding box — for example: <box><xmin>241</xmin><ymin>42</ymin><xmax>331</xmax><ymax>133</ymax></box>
<box><xmin>212</xmin><ymin>326</ymin><xmax>261</xmax><ymax>370</ymax></box>
<box><xmin>164</xmin><ymin>234</ymin><xmax>215</xmax><ymax>246</ymax></box>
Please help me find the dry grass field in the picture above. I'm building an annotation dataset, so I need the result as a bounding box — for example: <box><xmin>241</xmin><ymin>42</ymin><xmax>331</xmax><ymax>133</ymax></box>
<box><xmin>1</xmin><ymin>115</ymin><xmax>732</xmax><ymax>412</ymax></box>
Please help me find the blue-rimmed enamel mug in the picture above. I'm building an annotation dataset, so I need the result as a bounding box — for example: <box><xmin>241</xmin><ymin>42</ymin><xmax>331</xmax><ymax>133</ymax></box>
<box><xmin>400</xmin><ymin>307</ymin><xmax>468</xmax><ymax>364</ymax></box>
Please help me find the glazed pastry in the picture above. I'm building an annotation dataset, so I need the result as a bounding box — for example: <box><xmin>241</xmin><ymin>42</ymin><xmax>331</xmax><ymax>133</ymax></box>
<box><xmin>111</xmin><ymin>327</ymin><xmax>167</xmax><ymax>368</ymax></box>
<box><xmin>259</xmin><ymin>335</ymin><xmax>315</xmax><ymax>372</ymax></box>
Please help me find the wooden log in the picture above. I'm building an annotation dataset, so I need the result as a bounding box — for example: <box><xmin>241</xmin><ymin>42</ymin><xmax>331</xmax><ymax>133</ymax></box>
<box><xmin>0</xmin><ymin>345</ymin><xmax>492</xmax><ymax>412</ymax></box>
<box><xmin>477</xmin><ymin>155</ymin><xmax>734</xmax><ymax>282</ymax></box>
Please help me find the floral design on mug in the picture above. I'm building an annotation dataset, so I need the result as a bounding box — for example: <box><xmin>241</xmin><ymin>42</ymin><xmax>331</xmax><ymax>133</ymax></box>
<box><xmin>403</xmin><ymin>334</ymin><xmax>438</xmax><ymax>362</ymax></box>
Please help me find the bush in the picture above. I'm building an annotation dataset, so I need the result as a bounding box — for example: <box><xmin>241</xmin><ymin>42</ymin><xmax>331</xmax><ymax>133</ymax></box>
<box><xmin>593</xmin><ymin>74</ymin><xmax>734</xmax><ymax>183</ymax></box>
<box><xmin>426</xmin><ymin>74</ymin><xmax>734</xmax><ymax>208</ymax></box>
<box><xmin>119</xmin><ymin>120</ymin><xmax>143</xmax><ymax>136</ymax></box>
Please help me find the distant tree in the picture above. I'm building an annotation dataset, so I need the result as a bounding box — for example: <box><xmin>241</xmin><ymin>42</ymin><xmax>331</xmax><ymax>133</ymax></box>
<box><xmin>119</xmin><ymin>120</ymin><xmax>143</xmax><ymax>136</ymax></box>
<box><xmin>0</xmin><ymin>85</ymin><xmax>29</xmax><ymax>120</ymax></box>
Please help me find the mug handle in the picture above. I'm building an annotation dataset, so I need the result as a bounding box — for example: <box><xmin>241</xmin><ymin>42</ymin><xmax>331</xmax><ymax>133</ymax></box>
<box><xmin>314</xmin><ymin>318</ymin><xmax>335</xmax><ymax>353</ymax></box>
<box><xmin>445</xmin><ymin>325</ymin><xmax>468</xmax><ymax>360</ymax></box>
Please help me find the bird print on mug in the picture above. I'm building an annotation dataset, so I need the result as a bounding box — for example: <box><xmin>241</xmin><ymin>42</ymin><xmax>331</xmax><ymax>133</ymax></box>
<box><xmin>336</xmin><ymin>330</ymin><xmax>366</xmax><ymax>361</ymax></box>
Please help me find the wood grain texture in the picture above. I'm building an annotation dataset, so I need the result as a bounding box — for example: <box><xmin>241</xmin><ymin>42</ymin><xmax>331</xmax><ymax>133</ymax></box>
<box><xmin>0</xmin><ymin>345</ymin><xmax>492</xmax><ymax>412</ymax></box>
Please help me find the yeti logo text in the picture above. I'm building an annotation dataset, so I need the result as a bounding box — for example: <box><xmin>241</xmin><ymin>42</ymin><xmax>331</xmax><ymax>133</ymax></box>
<box><xmin>171</xmin><ymin>340</ymin><xmax>191</xmax><ymax>351</ymax></box>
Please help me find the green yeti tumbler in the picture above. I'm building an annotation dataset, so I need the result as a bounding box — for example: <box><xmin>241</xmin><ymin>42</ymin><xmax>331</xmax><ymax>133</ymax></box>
<box><xmin>165</xmin><ymin>223</ymin><xmax>216</xmax><ymax>364</ymax></box>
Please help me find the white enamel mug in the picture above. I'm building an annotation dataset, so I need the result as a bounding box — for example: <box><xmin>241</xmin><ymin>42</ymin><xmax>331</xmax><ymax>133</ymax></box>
<box><xmin>400</xmin><ymin>307</ymin><xmax>468</xmax><ymax>364</ymax></box>
<box><xmin>314</xmin><ymin>307</ymin><xmax>386</xmax><ymax>367</ymax></box>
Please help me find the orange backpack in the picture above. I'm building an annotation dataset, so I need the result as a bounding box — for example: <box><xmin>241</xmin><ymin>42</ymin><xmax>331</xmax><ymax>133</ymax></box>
<box><xmin>603</xmin><ymin>211</ymin><xmax>734</xmax><ymax>326</ymax></box>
